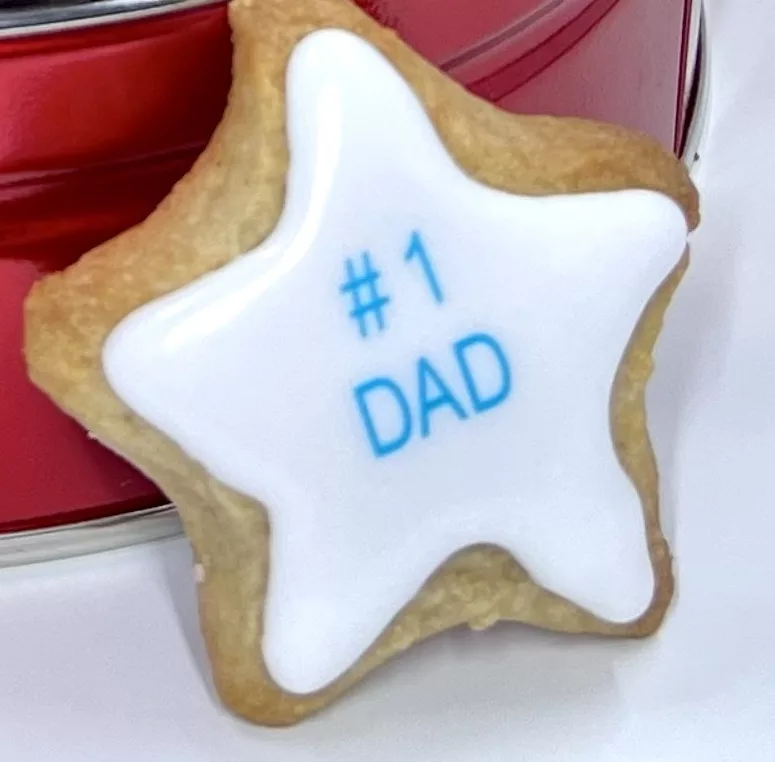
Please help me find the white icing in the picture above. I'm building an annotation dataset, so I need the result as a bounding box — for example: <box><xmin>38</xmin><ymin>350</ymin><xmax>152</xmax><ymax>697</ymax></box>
<box><xmin>102</xmin><ymin>29</ymin><xmax>688</xmax><ymax>694</ymax></box>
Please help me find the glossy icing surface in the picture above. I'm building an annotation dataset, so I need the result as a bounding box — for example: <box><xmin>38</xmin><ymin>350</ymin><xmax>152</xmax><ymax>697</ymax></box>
<box><xmin>103</xmin><ymin>30</ymin><xmax>688</xmax><ymax>694</ymax></box>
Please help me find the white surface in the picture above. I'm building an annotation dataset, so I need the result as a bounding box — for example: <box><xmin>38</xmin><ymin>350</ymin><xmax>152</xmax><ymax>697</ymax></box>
<box><xmin>103</xmin><ymin>29</ymin><xmax>687</xmax><ymax>692</ymax></box>
<box><xmin>2</xmin><ymin>0</ymin><xmax>774</xmax><ymax>756</ymax></box>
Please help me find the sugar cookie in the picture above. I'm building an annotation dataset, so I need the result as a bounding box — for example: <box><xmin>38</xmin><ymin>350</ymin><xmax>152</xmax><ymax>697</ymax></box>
<box><xmin>25</xmin><ymin>0</ymin><xmax>699</xmax><ymax>725</ymax></box>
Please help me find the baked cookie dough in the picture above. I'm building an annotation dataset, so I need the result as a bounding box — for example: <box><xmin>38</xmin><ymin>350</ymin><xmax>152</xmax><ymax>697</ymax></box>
<box><xmin>25</xmin><ymin>0</ymin><xmax>699</xmax><ymax>726</ymax></box>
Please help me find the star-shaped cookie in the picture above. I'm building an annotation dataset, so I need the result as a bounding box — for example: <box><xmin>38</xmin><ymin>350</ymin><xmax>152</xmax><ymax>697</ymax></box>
<box><xmin>25</xmin><ymin>0</ymin><xmax>699</xmax><ymax>726</ymax></box>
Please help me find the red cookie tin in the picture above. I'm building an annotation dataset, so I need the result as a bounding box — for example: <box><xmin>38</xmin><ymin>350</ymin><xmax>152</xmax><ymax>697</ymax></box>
<box><xmin>0</xmin><ymin>0</ymin><xmax>708</xmax><ymax>563</ymax></box>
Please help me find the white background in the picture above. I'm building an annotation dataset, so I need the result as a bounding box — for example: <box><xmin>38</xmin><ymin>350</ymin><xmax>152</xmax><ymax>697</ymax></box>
<box><xmin>1</xmin><ymin>0</ymin><xmax>774</xmax><ymax>758</ymax></box>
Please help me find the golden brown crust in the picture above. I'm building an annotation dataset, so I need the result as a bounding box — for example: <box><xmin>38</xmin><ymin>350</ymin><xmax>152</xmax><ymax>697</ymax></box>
<box><xmin>24</xmin><ymin>0</ymin><xmax>699</xmax><ymax>726</ymax></box>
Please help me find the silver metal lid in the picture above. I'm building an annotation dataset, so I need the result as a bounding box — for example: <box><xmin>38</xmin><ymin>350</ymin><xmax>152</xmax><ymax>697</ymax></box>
<box><xmin>0</xmin><ymin>0</ymin><xmax>220</xmax><ymax>37</ymax></box>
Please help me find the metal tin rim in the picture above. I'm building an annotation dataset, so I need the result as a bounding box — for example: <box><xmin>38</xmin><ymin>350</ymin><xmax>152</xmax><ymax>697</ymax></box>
<box><xmin>0</xmin><ymin>504</ymin><xmax>181</xmax><ymax>568</ymax></box>
<box><xmin>0</xmin><ymin>1</ymin><xmax>710</xmax><ymax>568</ymax></box>
<box><xmin>683</xmin><ymin>6</ymin><xmax>711</xmax><ymax>172</ymax></box>
<box><xmin>0</xmin><ymin>0</ymin><xmax>221</xmax><ymax>37</ymax></box>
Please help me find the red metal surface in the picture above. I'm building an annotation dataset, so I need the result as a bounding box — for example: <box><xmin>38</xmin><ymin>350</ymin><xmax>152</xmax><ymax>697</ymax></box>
<box><xmin>0</xmin><ymin>0</ymin><xmax>695</xmax><ymax>532</ymax></box>
<box><xmin>0</xmin><ymin>7</ymin><xmax>232</xmax><ymax>531</ymax></box>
